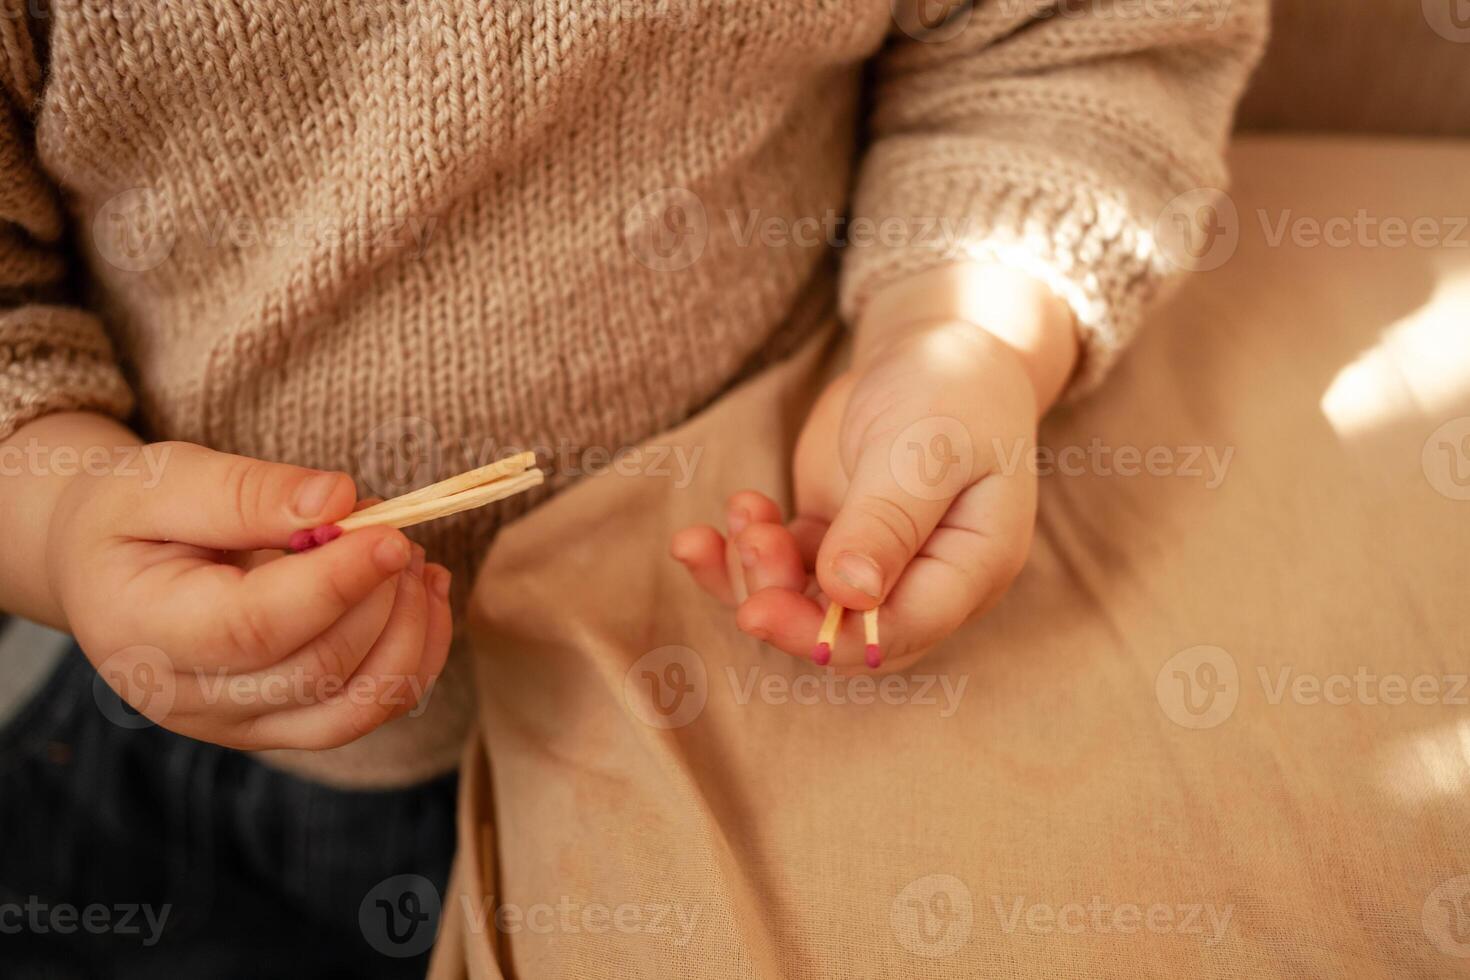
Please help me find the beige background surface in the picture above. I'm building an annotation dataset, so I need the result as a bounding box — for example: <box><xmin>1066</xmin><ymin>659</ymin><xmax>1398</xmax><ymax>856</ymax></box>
<box><xmin>431</xmin><ymin>136</ymin><xmax>1470</xmax><ymax>978</ymax></box>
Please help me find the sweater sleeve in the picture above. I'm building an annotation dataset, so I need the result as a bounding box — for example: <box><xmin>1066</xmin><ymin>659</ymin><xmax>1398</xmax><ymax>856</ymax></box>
<box><xmin>0</xmin><ymin>6</ymin><xmax>133</xmax><ymax>443</ymax></box>
<box><xmin>842</xmin><ymin>0</ymin><xmax>1269</xmax><ymax>396</ymax></box>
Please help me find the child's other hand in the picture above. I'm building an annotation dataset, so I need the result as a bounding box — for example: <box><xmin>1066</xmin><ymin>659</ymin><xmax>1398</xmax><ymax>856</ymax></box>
<box><xmin>47</xmin><ymin>441</ymin><xmax>453</xmax><ymax>749</ymax></box>
<box><xmin>672</xmin><ymin>264</ymin><xmax>1078</xmax><ymax>670</ymax></box>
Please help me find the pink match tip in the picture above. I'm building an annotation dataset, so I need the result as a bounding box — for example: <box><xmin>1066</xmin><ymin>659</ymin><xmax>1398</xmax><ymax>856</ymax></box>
<box><xmin>311</xmin><ymin>524</ymin><xmax>343</xmax><ymax>546</ymax></box>
<box><xmin>865</xmin><ymin>644</ymin><xmax>883</xmax><ymax>669</ymax></box>
<box><xmin>288</xmin><ymin>529</ymin><xmax>316</xmax><ymax>553</ymax></box>
<box><xmin>812</xmin><ymin>643</ymin><xmax>831</xmax><ymax>666</ymax></box>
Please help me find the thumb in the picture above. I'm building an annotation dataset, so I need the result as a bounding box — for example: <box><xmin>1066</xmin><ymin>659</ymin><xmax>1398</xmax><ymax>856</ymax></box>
<box><xmin>123</xmin><ymin>442</ymin><xmax>359</xmax><ymax>549</ymax></box>
<box><xmin>814</xmin><ymin>416</ymin><xmax>976</xmax><ymax>610</ymax></box>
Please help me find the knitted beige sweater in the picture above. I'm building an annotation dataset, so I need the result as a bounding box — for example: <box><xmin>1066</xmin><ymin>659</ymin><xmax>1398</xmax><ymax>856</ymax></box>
<box><xmin>0</xmin><ymin>0</ymin><xmax>1266</xmax><ymax>785</ymax></box>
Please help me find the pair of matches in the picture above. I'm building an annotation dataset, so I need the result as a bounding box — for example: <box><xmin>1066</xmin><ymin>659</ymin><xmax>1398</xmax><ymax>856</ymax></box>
<box><xmin>813</xmin><ymin>602</ymin><xmax>882</xmax><ymax>669</ymax></box>
<box><xmin>289</xmin><ymin>452</ymin><xmax>545</xmax><ymax>552</ymax></box>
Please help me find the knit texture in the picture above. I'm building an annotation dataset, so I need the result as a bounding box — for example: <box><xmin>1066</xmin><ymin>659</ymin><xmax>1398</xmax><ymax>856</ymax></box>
<box><xmin>844</xmin><ymin>0</ymin><xmax>1268</xmax><ymax>395</ymax></box>
<box><xmin>0</xmin><ymin>0</ymin><xmax>1265</xmax><ymax>785</ymax></box>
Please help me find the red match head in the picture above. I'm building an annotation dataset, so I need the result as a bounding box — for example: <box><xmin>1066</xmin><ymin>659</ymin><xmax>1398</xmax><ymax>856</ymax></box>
<box><xmin>288</xmin><ymin>524</ymin><xmax>343</xmax><ymax>553</ymax></box>
<box><xmin>311</xmin><ymin>524</ymin><xmax>343</xmax><ymax>546</ymax></box>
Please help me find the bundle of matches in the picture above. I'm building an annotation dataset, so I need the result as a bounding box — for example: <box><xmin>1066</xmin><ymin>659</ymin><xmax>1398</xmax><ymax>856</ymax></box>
<box><xmin>288</xmin><ymin>452</ymin><xmax>545</xmax><ymax>552</ymax></box>
<box><xmin>812</xmin><ymin>601</ymin><xmax>882</xmax><ymax>669</ymax></box>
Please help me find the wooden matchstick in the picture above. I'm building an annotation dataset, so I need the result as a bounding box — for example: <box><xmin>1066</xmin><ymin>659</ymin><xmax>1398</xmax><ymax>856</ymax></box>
<box><xmin>863</xmin><ymin>607</ymin><xmax>882</xmax><ymax>668</ymax></box>
<box><xmin>352</xmin><ymin>451</ymin><xmax>537</xmax><ymax>519</ymax></box>
<box><xmin>813</xmin><ymin>599</ymin><xmax>843</xmax><ymax>666</ymax></box>
<box><xmin>288</xmin><ymin>460</ymin><xmax>545</xmax><ymax>552</ymax></box>
<box><xmin>337</xmin><ymin>469</ymin><xmax>544</xmax><ymax>532</ymax></box>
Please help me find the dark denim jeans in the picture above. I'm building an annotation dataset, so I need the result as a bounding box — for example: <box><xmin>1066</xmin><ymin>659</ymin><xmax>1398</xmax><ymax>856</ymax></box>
<box><xmin>0</xmin><ymin>648</ymin><xmax>457</xmax><ymax>979</ymax></box>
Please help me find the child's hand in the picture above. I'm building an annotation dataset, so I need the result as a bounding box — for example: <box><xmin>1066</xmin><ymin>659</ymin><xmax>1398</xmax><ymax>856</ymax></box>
<box><xmin>45</xmin><ymin>439</ymin><xmax>453</xmax><ymax>749</ymax></box>
<box><xmin>672</xmin><ymin>264</ymin><xmax>1078</xmax><ymax>670</ymax></box>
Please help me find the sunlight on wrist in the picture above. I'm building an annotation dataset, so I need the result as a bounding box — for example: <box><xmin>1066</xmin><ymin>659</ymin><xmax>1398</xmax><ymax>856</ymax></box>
<box><xmin>856</xmin><ymin>262</ymin><xmax>1080</xmax><ymax>411</ymax></box>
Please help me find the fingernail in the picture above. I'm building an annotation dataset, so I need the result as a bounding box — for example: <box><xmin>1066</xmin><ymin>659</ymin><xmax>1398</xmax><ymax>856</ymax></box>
<box><xmin>295</xmin><ymin>473</ymin><xmax>340</xmax><ymax>520</ymax></box>
<box><xmin>738</xmin><ymin>545</ymin><xmax>759</xmax><ymax>569</ymax></box>
<box><xmin>373</xmin><ymin>535</ymin><xmax>411</xmax><ymax>573</ymax></box>
<box><xmin>431</xmin><ymin>568</ymin><xmax>452</xmax><ymax>600</ymax></box>
<box><xmin>728</xmin><ymin>507</ymin><xmax>750</xmax><ymax>535</ymax></box>
<box><xmin>833</xmin><ymin>552</ymin><xmax>883</xmax><ymax>600</ymax></box>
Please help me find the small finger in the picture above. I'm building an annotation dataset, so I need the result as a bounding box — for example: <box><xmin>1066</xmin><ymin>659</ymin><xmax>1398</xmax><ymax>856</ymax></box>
<box><xmin>353</xmin><ymin>547</ymin><xmax>433</xmax><ymax>718</ymax></box>
<box><xmin>245</xmin><ymin>548</ymin><xmax>432</xmax><ymax>749</ymax></box>
<box><xmin>734</xmin><ymin>587</ymin><xmax>827</xmax><ymax>660</ymax></box>
<box><xmin>154</xmin><ymin>525</ymin><xmax>413</xmax><ymax>671</ymax></box>
<box><xmin>671</xmin><ymin>525</ymin><xmax>736</xmax><ymax>606</ymax></box>
<box><xmin>725</xmin><ymin>489</ymin><xmax>783</xmax><ymax>537</ymax></box>
<box><xmin>201</xmin><ymin>573</ymin><xmax>401</xmax><ymax>718</ymax></box>
<box><xmin>263</xmin><ymin>545</ymin><xmax>424</xmax><ymax>693</ymax></box>
<box><xmin>397</xmin><ymin>563</ymin><xmax>453</xmax><ymax>720</ymax></box>
<box><xmin>734</xmin><ymin>523</ymin><xmax>807</xmax><ymax>596</ymax></box>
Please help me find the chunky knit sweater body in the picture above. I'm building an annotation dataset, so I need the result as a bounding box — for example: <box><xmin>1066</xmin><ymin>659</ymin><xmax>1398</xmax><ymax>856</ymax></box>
<box><xmin>0</xmin><ymin>0</ymin><xmax>1266</xmax><ymax>784</ymax></box>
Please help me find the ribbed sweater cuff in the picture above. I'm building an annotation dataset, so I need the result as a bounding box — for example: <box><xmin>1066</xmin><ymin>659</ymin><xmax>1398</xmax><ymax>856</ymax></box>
<box><xmin>839</xmin><ymin>140</ymin><xmax>1176</xmax><ymax>400</ymax></box>
<box><xmin>0</xmin><ymin>306</ymin><xmax>135</xmax><ymax>442</ymax></box>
